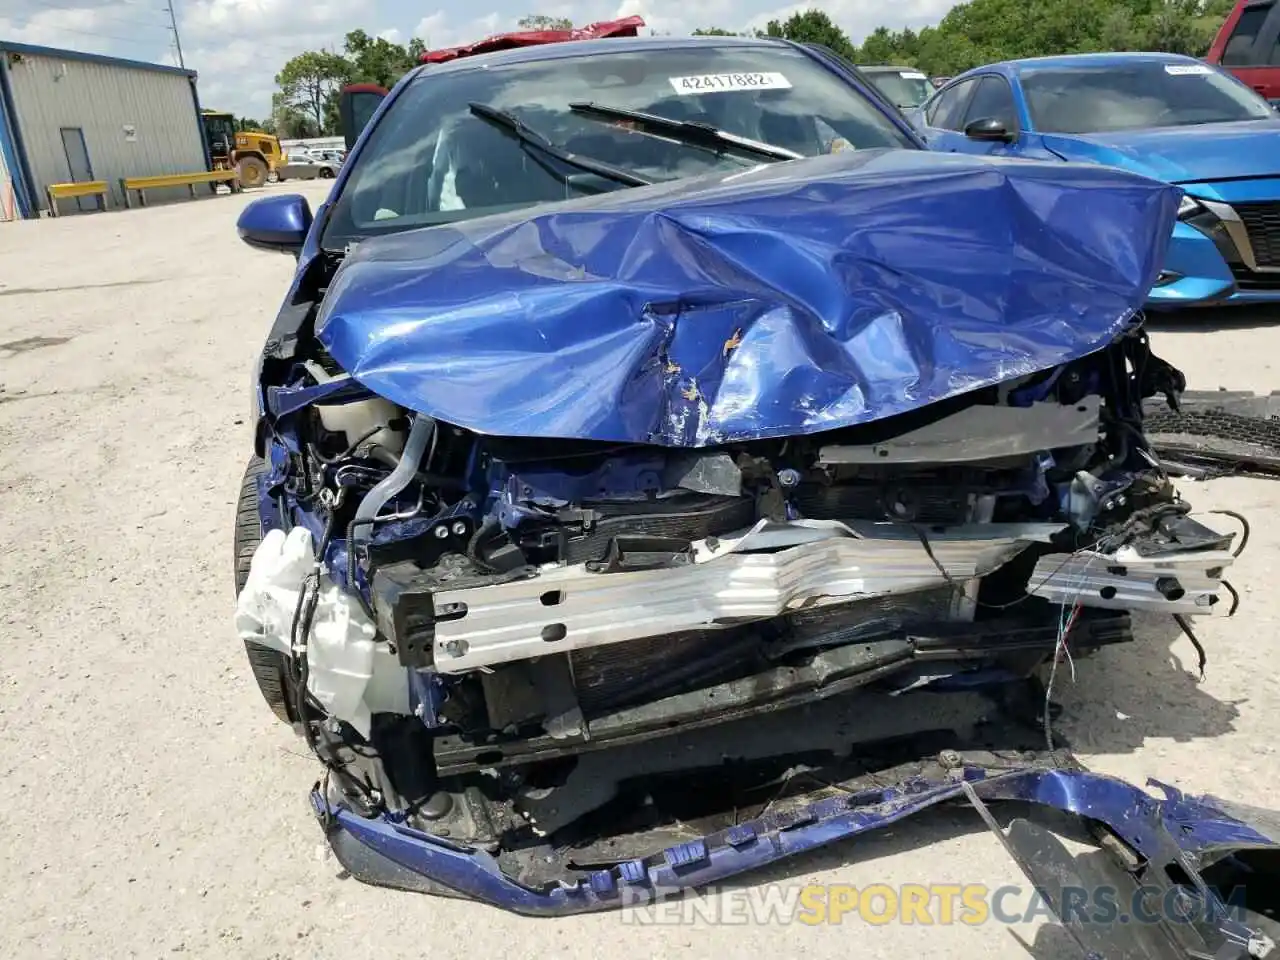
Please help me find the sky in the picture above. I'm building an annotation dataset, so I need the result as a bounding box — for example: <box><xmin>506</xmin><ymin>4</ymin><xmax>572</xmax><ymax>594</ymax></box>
<box><xmin>0</xmin><ymin>0</ymin><xmax>959</xmax><ymax>119</ymax></box>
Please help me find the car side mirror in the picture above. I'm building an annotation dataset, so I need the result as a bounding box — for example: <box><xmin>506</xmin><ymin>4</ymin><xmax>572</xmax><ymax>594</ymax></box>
<box><xmin>237</xmin><ymin>194</ymin><xmax>312</xmax><ymax>255</ymax></box>
<box><xmin>964</xmin><ymin>117</ymin><xmax>1015</xmax><ymax>142</ymax></box>
<box><xmin>340</xmin><ymin>83</ymin><xmax>388</xmax><ymax>151</ymax></box>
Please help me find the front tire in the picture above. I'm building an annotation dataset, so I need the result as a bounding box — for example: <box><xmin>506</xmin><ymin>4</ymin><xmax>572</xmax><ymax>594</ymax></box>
<box><xmin>234</xmin><ymin>456</ymin><xmax>295</xmax><ymax>724</ymax></box>
<box><xmin>236</xmin><ymin>155</ymin><xmax>269</xmax><ymax>189</ymax></box>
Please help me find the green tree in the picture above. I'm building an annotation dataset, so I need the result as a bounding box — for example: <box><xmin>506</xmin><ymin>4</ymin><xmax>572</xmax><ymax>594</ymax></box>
<box><xmin>343</xmin><ymin>29</ymin><xmax>421</xmax><ymax>87</ymax></box>
<box><xmin>275</xmin><ymin>50</ymin><xmax>351</xmax><ymax>135</ymax></box>
<box><xmin>517</xmin><ymin>14</ymin><xmax>573</xmax><ymax>30</ymax></box>
<box><xmin>1141</xmin><ymin>0</ymin><xmax>1215</xmax><ymax>53</ymax></box>
<box><xmin>692</xmin><ymin>27</ymin><xmax>743</xmax><ymax>36</ymax></box>
<box><xmin>859</xmin><ymin>26</ymin><xmax>903</xmax><ymax>65</ymax></box>
<box><xmin>1099</xmin><ymin>6</ymin><xmax>1139</xmax><ymax>51</ymax></box>
<box><xmin>271</xmin><ymin>91</ymin><xmax>317</xmax><ymax>139</ymax></box>
<box><xmin>821</xmin><ymin>0</ymin><xmax>1232</xmax><ymax>76</ymax></box>
<box><xmin>764</xmin><ymin>9</ymin><xmax>858</xmax><ymax>60</ymax></box>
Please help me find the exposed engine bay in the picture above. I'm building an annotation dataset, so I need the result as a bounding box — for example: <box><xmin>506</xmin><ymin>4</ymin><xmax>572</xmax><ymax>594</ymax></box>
<box><xmin>236</xmin><ymin>317</ymin><xmax>1247</xmax><ymax>866</ymax></box>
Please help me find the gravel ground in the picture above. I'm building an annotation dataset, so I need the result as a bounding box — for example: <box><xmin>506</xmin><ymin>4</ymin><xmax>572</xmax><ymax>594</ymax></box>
<box><xmin>1</xmin><ymin>185</ymin><xmax>1277</xmax><ymax>959</ymax></box>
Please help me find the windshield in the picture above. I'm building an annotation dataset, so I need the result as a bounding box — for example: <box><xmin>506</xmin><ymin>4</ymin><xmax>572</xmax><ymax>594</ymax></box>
<box><xmin>203</xmin><ymin>115</ymin><xmax>234</xmax><ymax>148</ymax></box>
<box><xmin>866</xmin><ymin>70</ymin><xmax>933</xmax><ymax>108</ymax></box>
<box><xmin>1022</xmin><ymin>61</ymin><xmax>1275</xmax><ymax>134</ymax></box>
<box><xmin>323</xmin><ymin>45</ymin><xmax>915</xmax><ymax>248</ymax></box>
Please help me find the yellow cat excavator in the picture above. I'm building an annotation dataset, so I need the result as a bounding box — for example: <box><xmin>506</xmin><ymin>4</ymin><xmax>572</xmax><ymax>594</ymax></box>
<box><xmin>199</xmin><ymin>110</ymin><xmax>282</xmax><ymax>188</ymax></box>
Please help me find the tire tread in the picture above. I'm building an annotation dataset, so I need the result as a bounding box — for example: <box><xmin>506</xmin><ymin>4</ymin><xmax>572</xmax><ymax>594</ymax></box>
<box><xmin>234</xmin><ymin>456</ymin><xmax>294</xmax><ymax>723</ymax></box>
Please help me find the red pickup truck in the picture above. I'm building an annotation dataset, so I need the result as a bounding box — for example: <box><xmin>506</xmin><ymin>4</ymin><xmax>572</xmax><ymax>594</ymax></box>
<box><xmin>1206</xmin><ymin>0</ymin><xmax>1280</xmax><ymax>103</ymax></box>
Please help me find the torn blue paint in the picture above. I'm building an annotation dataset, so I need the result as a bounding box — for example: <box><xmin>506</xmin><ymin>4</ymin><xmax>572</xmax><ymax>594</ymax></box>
<box><xmin>317</xmin><ymin>148</ymin><xmax>1179</xmax><ymax>448</ymax></box>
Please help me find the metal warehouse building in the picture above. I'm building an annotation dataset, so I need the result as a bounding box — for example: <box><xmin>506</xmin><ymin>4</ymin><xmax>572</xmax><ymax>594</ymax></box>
<box><xmin>0</xmin><ymin>41</ymin><xmax>210</xmax><ymax>220</ymax></box>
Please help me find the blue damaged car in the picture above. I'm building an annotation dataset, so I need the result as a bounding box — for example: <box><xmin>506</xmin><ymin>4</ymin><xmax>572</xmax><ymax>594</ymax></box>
<box><xmin>910</xmin><ymin>52</ymin><xmax>1280</xmax><ymax>308</ymax></box>
<box><xmin>229</xmin><ymin>31</ymin><xmax>1280</xmax><ymax>944</ymax></box>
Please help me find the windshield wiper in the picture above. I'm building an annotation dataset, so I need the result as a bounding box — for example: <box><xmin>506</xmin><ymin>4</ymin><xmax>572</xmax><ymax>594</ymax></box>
<box><xmin>467</xmin><ymin>102</ymin><xmax>651</xmax><ymax>187</ymax></box>
<box><xmin>568</xmin><ymin>101</ymin><xmax>804</xmax><ymax>163</ymax></box>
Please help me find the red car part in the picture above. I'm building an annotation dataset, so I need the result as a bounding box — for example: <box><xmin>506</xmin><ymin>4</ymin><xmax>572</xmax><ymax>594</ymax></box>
<box><xmin>1205</xmin><ymin>0</ymin><xmax>1280</xmax><ymax>104</ymax></box>
<box><xmin>420</xmin><ymin>16</ymin><xmax>646</xmax><ymax>64</ymax></box>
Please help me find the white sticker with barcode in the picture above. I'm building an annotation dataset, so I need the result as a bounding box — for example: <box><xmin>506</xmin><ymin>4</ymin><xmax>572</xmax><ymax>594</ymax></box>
<box><xmin>1165</xmin><ymin>63</ymin><xmax>1212</xmax><ymax>76</ymax></box>
<box><xmin>902</xmin><ymin>71</ymin><xmax>928</xmax><ymax>79</ymax></box>
<box><xmin>668</xmin><ymin>72</ymin><xmax>792</xmax><ymax>95</ymax></box>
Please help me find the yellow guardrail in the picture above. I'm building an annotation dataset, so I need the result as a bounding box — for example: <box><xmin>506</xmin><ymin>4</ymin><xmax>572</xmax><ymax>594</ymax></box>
<box><xmin>119</xmin><ymin>169</ymin><xmax>242</xmax><ymax>208</ymax></box>
<box><xmin>45</xmin><ymin>180</ymin><xmax>109</xmax><ymax>218</ymax></box>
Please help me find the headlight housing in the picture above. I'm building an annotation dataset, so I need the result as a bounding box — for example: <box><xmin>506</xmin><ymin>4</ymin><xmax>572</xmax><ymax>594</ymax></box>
<box><xmin>1177</xmin><ymin>195</ymin><xmax>1245</xmax><ymax>268</ymax></box>
<box><xmin>1177</xmin><ymin>195</ymin><xmax>1203</xmax><ymax>219</ymax></box>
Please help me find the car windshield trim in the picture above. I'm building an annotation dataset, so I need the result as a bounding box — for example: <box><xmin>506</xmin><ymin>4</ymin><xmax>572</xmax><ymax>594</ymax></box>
<box><xmin>468</xmin><ymin>102</ymin><xmax>652</xmax><ymax>187</ymax></box>
<box><xmin>567</xmin><ymin>101</ymin><xmax>803</xmax><ymax>163</ymax></box>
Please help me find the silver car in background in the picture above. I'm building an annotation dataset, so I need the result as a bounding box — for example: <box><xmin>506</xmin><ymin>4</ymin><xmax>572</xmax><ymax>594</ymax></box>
<box><xmin>276</xmin><ymin>151</ymin><xmax>340</xmax><ymax>182</ymax></box>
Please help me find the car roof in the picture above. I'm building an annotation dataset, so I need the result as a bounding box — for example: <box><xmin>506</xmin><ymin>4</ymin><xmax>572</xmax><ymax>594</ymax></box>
<box><xmin>969</xmin><ymin>51</ymin><xmax>1203</xmax><ymax>76</ymax></box>
<box><xmin>404</xmin><ymin>33</ymin><xmax>792</xmax><ymax>78</ymax></box>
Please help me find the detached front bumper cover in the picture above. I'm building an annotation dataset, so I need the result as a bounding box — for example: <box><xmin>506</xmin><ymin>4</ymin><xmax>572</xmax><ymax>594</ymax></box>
<box><xmin>312</xmin><ymin>760</ymin><xmax>1280</xmax><ymax>956</ymax></box>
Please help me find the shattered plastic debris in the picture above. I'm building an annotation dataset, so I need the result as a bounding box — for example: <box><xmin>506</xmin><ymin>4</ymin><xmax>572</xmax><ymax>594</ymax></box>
<box><xmin>234</xmin><ymin>527</ymin><xmax>378</xmax><ymax>737</ymax></box>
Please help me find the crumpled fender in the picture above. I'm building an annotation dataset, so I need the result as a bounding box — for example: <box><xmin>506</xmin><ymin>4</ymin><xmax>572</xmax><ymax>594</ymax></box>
<box><xmin>316</xmin><ymin>149</ymin><xmax>1180</xmax><ymax>447</ymax></box>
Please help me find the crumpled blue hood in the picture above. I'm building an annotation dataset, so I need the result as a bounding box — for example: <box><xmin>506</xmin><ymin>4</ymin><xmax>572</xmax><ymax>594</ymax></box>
<box><xmin>1042</xmin><ymin>119</ymin><xmax>1280</xmax><ymax>183</ymax></box>
<box><xmin>317</xmin><ymin>148</ymin><xmax>1178</xmax><ymax>447</ymax></box>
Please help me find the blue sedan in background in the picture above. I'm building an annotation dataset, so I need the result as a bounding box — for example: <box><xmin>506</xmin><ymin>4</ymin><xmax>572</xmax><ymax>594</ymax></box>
<box><xmin>909</xmin><ymin>52</ymin><xmax>1280</xmax><ymax>308</ymax></box>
